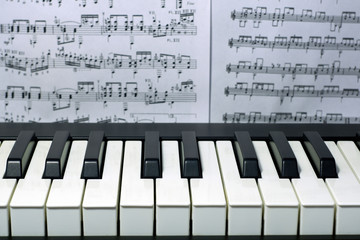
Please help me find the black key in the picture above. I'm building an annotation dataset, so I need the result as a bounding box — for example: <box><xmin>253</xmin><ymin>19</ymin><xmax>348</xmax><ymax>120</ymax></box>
<box><xmin>142</xmin><ymin>131</ymin><xmax>161</xmax><ymax>178</ymax></box>
<box><xmin>181</xmin><ymin>131</ymin><xmax>202</xmax><ymax>178</ymax></box>
<box><xmin>43</xmin><ymin>131</ymin><xmax>70</xmax><ymax>179</ymax></box>
<box><xmin>303</xmin><ymin>131</ymin><xmax>338</xmax><ymax>178</ymax></box>
<box><xmin>269</xmin><ymin>131</ymin><xmax>299</xmax><ymax>178</ymax></box>
<box><xmin>356</xmin><ymin>132</ymin><xmax>360</xmax><ymax>150</ymax></box>
<box><xmin>4</xmin><ymin>131</ymin><xmax>36</xmax><ymax>178</ymax></box>
<box><xmin>81</xmin><ymin>131</ymin><xmax>105</xmax><ymax>179</ymax></box>
<box><xmin>234</xmin><ymin>131</ymin><xmax>261</xmax><ymax>178</ymax></box>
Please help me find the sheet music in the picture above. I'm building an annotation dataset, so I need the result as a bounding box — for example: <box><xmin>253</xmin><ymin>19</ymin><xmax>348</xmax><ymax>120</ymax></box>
<box><xmin>2</xmin><ymin>0</ymin><xmax>360</xmax><ymax>124</ymax></box>
<box><xmin>0</xmin><ymin>0</ymin><xmax>210</xmax><ymax>123</ymax></box>
<box><xmin>211</xmin><ymin>0</ymin><xmax>360</xmax><ymax>123</ymax></box>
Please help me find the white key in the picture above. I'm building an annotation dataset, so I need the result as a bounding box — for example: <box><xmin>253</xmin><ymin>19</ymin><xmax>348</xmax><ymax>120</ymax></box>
<box><xmin>325</xmin><ymin>141</ymin><xmax>360</xmax><ymax>235</ymax></box>
<box><xmin>290</xmin><ymin>141</ymin><xmax>335</xmax><ymax>235</ymax></box>
<box><xmin>216</xmin><ymin>141</ymin><xmax>262</xmax><ymax>236</ymax></box>
<box><xmin>254</xmin><ymin>141</ymin><xmax>298</xmax><ymax>235</ymax></box>
<box><xmin>337</xmin><ymin>141</ymin><xmax>360</xmax><ymax>183</ymax></box>
<box><xmin>46</xmin><ymin>141</ymin><xmax>87</xmax><ymax>236</ymax></box>
<box><xmin>120</xmin><ymin>141</ymin><xmax>153</xmax><ymax>236</ymax></box>
<box><xmin>156</xmin><ymin>141</ymin><xmax>190</xmax><ymax>236</ymax></box>
<box><xmin>190</xmin><ymin>141</ymin><xmax>226</xmax><ymax>236</ymax></box>
<box><xmin>10</xmin><ymin>141</ymin><xmax>52</xmax><ymax>236</ymax></box>
<box><xmin>0</xmin><ymin>141</ymin><xmax>16</xmax><ymax>236</ymax></box>
<box><xmin>82</xmin><ymin>141</ymin><xmax>123</xmax><ymax>236</ymax></box>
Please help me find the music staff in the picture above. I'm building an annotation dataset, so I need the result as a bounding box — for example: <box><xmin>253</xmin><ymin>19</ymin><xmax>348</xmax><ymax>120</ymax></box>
<box><xmin>226</xmin><ymin>59</ymin><xmax>360</xmax><ymax>80</ymax></box>
<box><xmin>0</xmin><ymin>51</ymin><xmax>197</xmax><ymax>75</ymax></box>
<box><xmin>5</xmin><ymin>0</ymin><xmax>183</xmax><ymax>9</ymax></box>
<box><xmin>0</xmin><ymin>80</ymin><xmax>196</xmax><ymax>112</ymax></box>
<box><xmin>1</xmin><ymin>111</ymin><xmax>197</xmax><ymax>123</ymax></box>
<box><xmin>231</xmin><ymin>7</ymin><xmax>360</xmax><ymax>31</ymax></box>
<box><xmin>4</xmin><ymin>0</ymin><xmax>111</xmax><ymax>7</ymax></box>
<box><xmin>223</xmin><ymin>110</ymin><xmax>357</xmax><ymax>124</ymax></box>
<box><xmin>225</xmin><ymin>82</ymin><xmax>360</xmax><ymax>103</ymax></box>
<box><xmin>229</xmin><ymin>35</ymin><xmax>360</xmax><ymax>57</ymax></box>
<box><xmin>1</xmin><ymin>13</ymin><xmax>196</xmax><ymax>47</ymax></box>
<box><xmin>1</xmin><ymin>112</ymin><xmax>192</xmax><ymax>123</ymax></box>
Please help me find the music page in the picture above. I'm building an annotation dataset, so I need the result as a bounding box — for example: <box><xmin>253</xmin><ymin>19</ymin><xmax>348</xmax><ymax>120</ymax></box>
<box><xmin>211</xmin><ymin>0</ymin><xmax>360</xmax><ymax>123</ymax></box>
<box><xmin>0</xmin><ymin>0</ymin><xmax>210</xmax><ymax>123</ymax></box>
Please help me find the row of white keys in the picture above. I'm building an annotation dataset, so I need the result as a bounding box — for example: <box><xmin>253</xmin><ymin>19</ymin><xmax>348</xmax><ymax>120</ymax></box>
<box><xmin>156</xmin><ymin>141</ymin><xmax>190</xmax><ymax>236</ymax></box>
<box><xmin>120</xmin><ymin>140</ymin><xmax>226</xmax><ymax>236</ymax></box>
<box><xmin>82</xmin><ymin>141</ymin><xmax>123</xmax><ymax>236</ymax></box>
<box><xmin>289</xmin><ymin>141</ymin><xmax>335</xmax><ymax>235</ymax></box>
<box><xmin>3</xmin><ymin>140</ymin><xmax>123</xmax><ymax>237</ymax></box>
<box><xmin>46</xmin><ymin>141</ymin><xmax>87</xmax><ymax>236</ymax></box>
<box><xmin>4</xmin><ymin>137</ymin><xmax>359</xmax><ymax>236</ymax></box>
<box><xmin>3</xmin><ymin>139</ymin><xmax>222</xmax><ymax>237</ymax></box>
<box><xmin>191</xmin><ymin>141</ymin><xmax>226</xmax><ymax>235</ymax></box>
<box><xmin>216</xmin><ymin>141</ymin><xmax>262</xmax><ymax>235</ymax></box>
<box><xmin>254</xmin><ymin>141</ymin><xmax>299</xmax><ymax>235</ymax></box>
<box><xmin>276</xmin><ymin>140</ymin><xmax>360</xmax><ymax>235</ymax></box>
<box><xmin>120</xmin><ymin>141</ymin><xmax>154</xmax><ymax>236</ymax></box>
<box><xmin>81</xmin><ymin>138</ymin><xmax>360</xmax><ymax>237</ymax></box>
<box><xmin>258</xmin><ymin>140</ymin><xmax>360</xmax><ymax>235</ymax></box>
<box><xmin>10</xmin><ymin>141</ymin><xmax>52</xmax><ymax>236</ymax></box>
<box><xmin>325</xmin><ymin>141</ymin><xmax>360</xmax><ymax>235</ymax></box>
<box><xmin>0</xmin><ymin>141</ymin><xmax>16</xmax><ymax>236</ymax></box>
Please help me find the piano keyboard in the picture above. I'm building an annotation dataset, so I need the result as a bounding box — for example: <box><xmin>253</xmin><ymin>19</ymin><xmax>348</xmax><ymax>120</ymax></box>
<box><xmin>1</xmin><ymin>123</ymin><xmax>360</xmax><ymax>239</ymax></box>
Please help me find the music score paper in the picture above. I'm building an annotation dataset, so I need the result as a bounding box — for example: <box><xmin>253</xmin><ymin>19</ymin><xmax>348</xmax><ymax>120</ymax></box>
<box><xmin>2</xmin><ymin>0</ymin><xmax>360</xmax><ymax>124</ymax></box>
<box><xmin>0</xmin><ymin>0</ymin><xmax>210</xmax><ymax>123</ymax></box>
<box><xmin>211</xmin><ymin>0</ymin><xmax>360</xmax><ymax>123</ymax></box>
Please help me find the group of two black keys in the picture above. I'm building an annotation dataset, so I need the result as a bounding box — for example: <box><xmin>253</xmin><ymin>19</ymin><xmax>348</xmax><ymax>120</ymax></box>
<box><xmin>3</xmin><ymin>130</ymin><xmax>338</xmax><ymax>180</ymax></box>
<box><xmin>3</xmin><ymin>130</ymin><xmax>203</xmax><ymax>180</ymax></box>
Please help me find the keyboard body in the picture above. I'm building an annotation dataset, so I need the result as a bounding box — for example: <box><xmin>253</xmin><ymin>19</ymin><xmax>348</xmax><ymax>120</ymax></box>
<box><xmin>1</xmin><ymin>123</ymin><xmax>360</xmax><ymax>140</ymax></box>
<box><xmin>1</xmin><ymin>123</ymin><xmax>360</xmax><ymax>240</ymax></box>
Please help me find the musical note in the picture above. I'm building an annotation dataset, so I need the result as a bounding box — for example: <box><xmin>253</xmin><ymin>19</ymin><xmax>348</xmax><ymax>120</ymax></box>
<box><xmin>74</xmin><ymin>115</ymin><xmax>90</xmax><ymax>123</ymax></box>
<box><xmin>96</xmin><ymin>117</ymin><xmax>112</xmax><ymax>123</ymax></box>
<box><xmin>229</xmin><ymin>35</ymin><xmax>360</xmax><ymax>57</ymax></box>
<box><xmin>231</xmin><ymin>7</ymin><xmax>360</xmax><ymax>31</ymax></box>
<box><xmin>54</xmin><ymin>118</ymin><xmax>69</xmax><ymax>123</ymax></box>
<box><xmin>226</xmin><ymin>59</ymin><xmax>360</xmax><ymax>80</ymax></box>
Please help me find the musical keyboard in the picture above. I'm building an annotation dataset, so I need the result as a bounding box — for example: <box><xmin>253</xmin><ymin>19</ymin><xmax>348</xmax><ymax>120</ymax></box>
<box><xmin>1</xmin><ymin>123</ymin><xmax>360</xmax><ymax>239</ymax></box>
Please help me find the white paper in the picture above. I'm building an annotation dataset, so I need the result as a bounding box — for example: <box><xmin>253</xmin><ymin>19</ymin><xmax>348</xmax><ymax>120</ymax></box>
<box><xmin>0</xmin><ymin>0</ymin><xmax>210</xmax><ymax>123</ymax></box>
<box><xmin>2</xmin><ymin>0</ymin><xmax>360</xmax><ymax>124</ymax></box>
<box><xmin>211</xmin><ymin>0</ymin><xmax>360</xmax><ymax>123</ymax></box>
